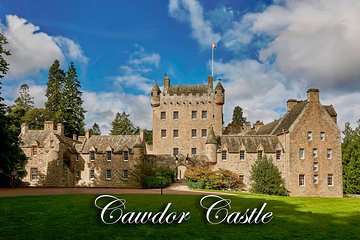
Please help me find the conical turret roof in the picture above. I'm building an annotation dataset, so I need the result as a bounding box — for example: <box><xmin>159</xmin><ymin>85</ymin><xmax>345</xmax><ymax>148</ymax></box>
<box><xmin>151</xmin><ymin>82</ymin><xmax>161</xmax><ymax>92</ymax></box>
<box><xmin>206</xmin><ymin>125</ymin><xmax>217</xmax><ymax>144</ymax></box>
<box><xmin>215</xmin><ymin>81</ymin><xmax>224</xmax><ymax>92</ymax></box>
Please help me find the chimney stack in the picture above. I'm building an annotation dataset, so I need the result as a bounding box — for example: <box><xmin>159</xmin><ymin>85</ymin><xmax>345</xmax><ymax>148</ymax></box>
<box><xmin>21</xmin><ymin>123</ymin><xmax>28</xmax><ymax>135</ymax></box>
<box><xmin>307</xmin><ymin>88</ymin><xmax>319</xmax><ymax>103</ymax></box>
<box><xmin>164</xmin><ymin>75</ymin><xmax>170</xmax><ymax>94</ymax></box>
<box><xmin>44</xmin><ymin>121</ymin><xmax>54</xmax><ymax>132</ymax></box>
<box><xmin>85</xmin><ymin>129</ymin><xmax>92</xmax><ymax>139</ymax></box>
<box><xmin>208</xmin><ymin>75</ymin><xmax>213</xmax><ymax>91</ymax></box>
<box><xmin>57</xmin><ymin>123</ymin><xmax>64</xmax><ymax>136</ymax></box>
<box><xmin>287</xmin><ymin>99</ymin><xmax>299</xmax><ymax>111</ymax></box>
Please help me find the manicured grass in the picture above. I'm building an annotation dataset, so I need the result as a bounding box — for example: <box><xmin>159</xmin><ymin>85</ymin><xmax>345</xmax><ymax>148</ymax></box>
<box><xmin>1</xmin><ymin>193</ymin><xmax>360</xmax><ymax>240</ymax></box>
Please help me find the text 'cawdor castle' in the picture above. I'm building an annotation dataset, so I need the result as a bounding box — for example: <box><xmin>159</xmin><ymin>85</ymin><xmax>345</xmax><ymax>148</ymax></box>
<box><xmin>20</xmin><ymin>75</ymin><xmax>343</xmax><ymax>197</ymax></box>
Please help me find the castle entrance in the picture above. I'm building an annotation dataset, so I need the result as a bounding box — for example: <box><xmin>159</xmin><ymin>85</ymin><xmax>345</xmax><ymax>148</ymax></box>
<box><xmin>176</xmin><ymin>165</ymin><xmax>187</xmax><ymax>180</ymax></box>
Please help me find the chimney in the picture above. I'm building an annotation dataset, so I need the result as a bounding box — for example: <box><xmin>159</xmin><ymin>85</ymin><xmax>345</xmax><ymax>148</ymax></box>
<box><xmin>139</xmin><ymin>129</ymin><xmax>144</xmax><ymax>142</ymax></box>
<box><xmin>164</xmin><ymin>75</ymin><xmax>170</xmax><ymax>94</ymax></box>
<box><xmin>287</xmin><ymin>99</ymin><xmax>299</xmax><ymax>111</ymax></box>
<box><xmin>21</xmin><ymin>123</ymin><xmax>28</xmax><ymax>135</ymax></box>
<box><xmin>307</xmin><ymin>88</ymin><xmax>319</xmax><ymax>103</ymax></box>
<box><xmin>57</xmin><ymin>123</ymin><xmax>64</xmax><ymax>136</ymax></box>
<box><xmin>73</xmin><ymin>134</ymin><xmax>77</xmax><ymax>140</ymax></box>
<box><xmin>85</xmin><ymin>129</ymin><xmax>92</xmax><ymax>139</ymax></box>
<box><xmin>44</xmin><ymin>121</ymin><xmax>54</xmax><ymax>132</ymax></box>
<box><xmin>208</xmin><ymin>75</ymin><xmax>213</xmax><ymax>90</ymax></box>
<box><xmin>254</xmin><ymin>120</ymin><xmax>264</xmax><ymax>132</ymax></box>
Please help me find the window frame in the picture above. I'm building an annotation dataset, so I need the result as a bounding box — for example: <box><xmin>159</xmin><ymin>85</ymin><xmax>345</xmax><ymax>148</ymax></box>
<box><xmin>276</xmin><ymin>150</ymin><xmax>281</xmax><ymax>161</ymax></box>
<box><xmin>307</xmin><ymin>131</ymin><xmax>313</xmax><ymax>141</ymax></box>
<box><xmin>30</xmin><ymin>168</ymin><xmax>38</xmax><ymax>180</ymax></box>
<box><xmin>313</xmin><ymin>162</ymin><xmax>318</xmax><ymax>172</ymax></box>
<box><xmin>191</xmin><ymin>129</ymin><xmax>197</xmax><ymax>138</ymax></box>
<box><xmin>106</xmin><ymin>169</ymin><xmax>112</xmax><ymax>180</ymax></box>
<box><xmin>221</xmin><ymin>150</ymin><xmax>227</xmax><ymax>161</ymax></box>
<box><xmin>89</xmin><ymin>151</ymin><xmax>95</xmax><ymax>161</ymax></box>
<box><xmin>123</xmin><ymin>170</ymin><xmax>129</xmax><ymax>180</ymax></box>
<box><xmin>31</xmin><ymin>146</ymin><xmax>38</xmax><ymax>156</ymax></box>
<box><xmin>299</xmin><ymin>174</ymin><xmax>305</xmax><ymax>186</ymax></box>
<box><xmin>299</xmin><ymin>148</ymin><xmax>305</xmax><ymax>160</ymax></box>
<box><xmin>191</xmin><ymin>148</ymin><xmax>197</xmax><ymax>155</ymax></box>
<box><xmin>173</xmin><ymin>129</ymin><xmax>179</xmax><ymax>138</ymax></box>
<box><xmin>239</xmin><ymin>150</ymin><xmax>245</xmax><ymax>161</ymax></box>
<box><xmin>173</xmin><ymin>111</ymin><xmax>179</xmax><ymax>120</ymax></box>
<box><xmin>161</xmin><ymin>111</ymin><xmax>166</xmax><ymax>120</ymax></box>
<box><xmin>313</xmin><ymin>175</ymin><xmax>319</xmax><ymax>184</ymax></box>
<box><xmin>312</xmin><ymin>148</ymin><xmax>318</xmax><ymax>158</ymax></box>
<box><xmin>257</xmin><ymin>150</ymin><xmax>263</xmax><ymax>159</ymax></box>
<box><xmin>161</xmin><ymin>129</ymin><xmax>166</xmax><ymax>138</ymax></box>
<box><xmin>201</xmin><ymin>129</ymin><xmax>207</xmax><ymax>138</ymax></box>
<box><xmin>201</xmin><ymin>110</ymin><xmax>207</xmax><ymax>119</ymax></box>
<box><xmin>89</xmin><ymin>169</ymin><xmax>95</xmax><ymax>180</ymax></box>
<box><xmin>327</xmin><ymin>149</ymin><xmax>333</xmax><ymax>160</ymax></box>
<box><xmin>123</xmin><ymin>151</ymin><xmax>129</xmax><ymax>161</ymax></box>
<box><xmin>173</xmin><ymin>148</ymin><xmax>179</xmax><ymax>156</ymax></box>
<box><xmin>191</xmin><ymin>111</ymin><xmax>197</xmax><ymax>119</ymax></box>
<box><xmin>106</xmin><ymin>151</ymin><xmax>112</xmax><ymax>161</ymax></box>
<box><xmin>320</xmin><ymin>132</ymin><xmax>325</xmax><ymax>141</ymax></box>
<box><xmin>327</xmin><ymin>174</ymin><xmax>334</xmax><ymax>186</ymax></box>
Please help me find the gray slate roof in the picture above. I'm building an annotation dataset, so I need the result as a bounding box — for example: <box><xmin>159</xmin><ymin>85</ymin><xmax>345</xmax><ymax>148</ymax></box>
<box><xmin>20</xmin><ymin>131</ymin><xmax>65</xmax><ymax>148</ymax></box>
<box><xmin>168</xmin><ymin>84</ymin><xmax>209</xmax><ymax>95</ymax></box>
<box><xmin>80</xmin><ymin>135</ymin><xmax>139</xmax><ymax>153</ymax></box>
<box><xmin>221</xmin><ymin>135</ymin><xmax>282</xmax><ymax>153</ymax></box>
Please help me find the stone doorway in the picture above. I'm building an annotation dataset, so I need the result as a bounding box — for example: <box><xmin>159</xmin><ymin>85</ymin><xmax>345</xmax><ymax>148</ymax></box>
<box><xmin>176</xmin><ymin>165</ymin><xmax>187</xmax><ymax>180</ymax></box>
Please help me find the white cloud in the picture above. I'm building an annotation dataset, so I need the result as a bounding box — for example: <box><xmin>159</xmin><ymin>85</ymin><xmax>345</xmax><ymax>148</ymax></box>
<box><xmin>83</xmin><ymin>91</ymin><xmax>151</xmax><ymax>134</ymax></box>
<box><xmin>223</xmin><ymin>0</ymin><xmax>360</xmax><ymax>90</ymax></box>
<box><xmin>168</xmin><ymin>0</ymin><xmax>221</xmax><ymax>48</ymax></box>
<box><xmin>0</xmin><ymin>15</ymin><xmax>88</xmax><ymax>79</ymax></box>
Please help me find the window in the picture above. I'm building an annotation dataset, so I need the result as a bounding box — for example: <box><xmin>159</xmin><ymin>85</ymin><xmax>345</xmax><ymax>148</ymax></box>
<box><xmin>161</xmin><ymin>129</ymin><xmax>166</xmax><ymax>138</ymax></box>
<box><xmin>202</xmin><ymin>111</ymin><xmax>207</xmax><ymax>119</ymax></box>
<box><xmin>106</xmin><ymin>151</ymin><xmax>112</xmax><ymax>161</ymax></box>
<box><xmin>258</xmin><ymin>150</ymin><xmax>263</xmax><ymax>159</ymax></box>
<box><xmin>173</xmin><ymin>111</ymin><xmax>179</xmax><ymax>120</ymax></box>
<box><xmin>222</xmin><ymin>150</ymin><xmax>227</xmax><ymax>161</ymax></box>
<box><xmin>320</xmin><ymin>132</ymin><xmax>325</xmax><ymax>141</ymax></box>
<box><xmin>76</xmin><ymin>171</ymin><xmax>81</xmax><ymax>179</ymax></box>
<box><xmin>327</xmin><ymin>149</ymin><xmax>332</xmax><ymax>159</ymax></box>
<box><xmin>173</xmin><ymin>129</ymin><xmax>179</xmax><ymax>138</ymax></box>
<box><xmin>240</xmin><ymin>150</ymin><xmax>245</xmax><ymax>161</ymax></box>
<box><xmin>123</xmin><ymin>170</ymin><xmax>129</xmax><ymax>180</ymax></box>
<box><xmin>173</xmin><ymin>148</ymin><xmax>179</xmax><ymax>156</ymax></box>
<box><xmin>89</xmin><ymin>170</ymin><xmax>95</xmax><ymax>179</ymax></box>
<box><xmin>161</xmin><ymin>111</ymin><xmax>166</xmax><ymax>120</ymax></box>
<box><xmin>299</xmin><ymin>174</ymin><xmax>305</xmax><ymax>186</ymax></box>
<box><xmin>313</xmin><ymin>175</ymin><xmax>318</xmax><ymax>184</ymax></box>
<box><xmin>30</xmin><ymin>168</ymin><xmax>38</xmax><ymax>180</ymax></box>
<box><xmin>106</xmin><ymin>170</ymin><xmax>112</xmax><ymax>180</ymax></box>
<box><xmin>312</xmin><ymin>148</ymin><xmax>318</xmax><ymax>158</ymax></box>
<box><xmin>192</xmin><ymin>111</ymin><xmax>197</xmax><ymax>119</ymax></box>
<box><xmin>31</xmin><ymin>146</ymin><xmax>38</xmax><ymax>156</ymax></box>
<box><xmin>191</xmin><ymin>148</ymin><xmax>197</xmax><ymax>155</ymax></box>
<box><xmin>239</xmin><ymin>175</ymin><xmax>244</xmax><ymax>182</ymax></box>
<box><xmin>327</xmin><ymin>174</ymin><xmax>333</xmax><ymax>186</ymax></box>
<box><xmin>276</xmin><ymin>150</ymin><xmax>281</xmax><ymax>161</ymax></box>
<box><xmin>307</xmin><ymin>131</ymin><xmax>312</xmax><ymax>141</ymax></box>
<box><xmin>90</xmin><ymin>151</ymin><xmax>95</xmax><ymax>161</ymax></box>
<box><xmin>313</xmin><ymin>162</ymin><xmax>318</xmax><ymax>172</ymax></box>
<box><xmin>123</xmin><ymin>151</ymin><xmax>129</xmax><ymax>161</ymax></box>
<box><xmin>299</xmin><ymin>148</ymin><xmax>305</xmax><ymax>159</ymax></box>
<box><xmin>191</xmin><ymin>129</ymin><xmax>197</xmax><ymax>138</ymax></box>
<box><xmin>201</xmin><ymin>129</ymin><xmax>207</xmax><ymax>138</ymax></box>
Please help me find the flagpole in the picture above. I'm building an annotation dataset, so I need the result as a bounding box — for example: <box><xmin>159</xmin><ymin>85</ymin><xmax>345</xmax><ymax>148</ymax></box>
<box><xmin>211</xmin><ymin>44</ymin><xmax>214</xmax><ymax>77</ymax></box>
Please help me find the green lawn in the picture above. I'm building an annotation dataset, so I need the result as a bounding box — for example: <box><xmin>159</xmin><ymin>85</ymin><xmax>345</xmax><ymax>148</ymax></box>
<box><xmin>1</xmin><ymin>193</ymin><xmax>360</xmax><ymax>240</ymax></box>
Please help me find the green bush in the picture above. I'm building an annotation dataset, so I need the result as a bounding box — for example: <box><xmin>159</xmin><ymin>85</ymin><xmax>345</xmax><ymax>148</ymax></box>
<box><xmin>144</xmin><ymin>176</ymin><xmax>171</xmax><ymax>189</ymax></box>
<box><xmin>249</xmin><ymin>156</ymin><xmax>288</xmax><ymax>196</ymax></box>
<box><xmin>185</xmin><ymin>166</ymin><xmax>243</xmax><ymax>191</ymax></box>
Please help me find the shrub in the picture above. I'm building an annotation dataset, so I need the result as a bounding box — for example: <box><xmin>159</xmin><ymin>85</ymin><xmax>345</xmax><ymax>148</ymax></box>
<box><xmin>185</xmin><ymin>166</ymin><xmax>243</xmax><ymax>191</ymax></box>
<box><xmin>249</xmin><ymin>156</ymin><xmax>288</xmax><ymax>196</ymax></box>
<box><xmin>144</xmin><ymin>176</ymin><xmax>171</xmax><ymax>189</ymax></box>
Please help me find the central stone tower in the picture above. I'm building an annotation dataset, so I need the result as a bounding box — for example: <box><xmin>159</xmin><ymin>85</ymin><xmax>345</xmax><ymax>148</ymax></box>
<box><xmin>150</xmin><ymin>75</ymin><xmax>224</xmax><ymax>157</ymax></box>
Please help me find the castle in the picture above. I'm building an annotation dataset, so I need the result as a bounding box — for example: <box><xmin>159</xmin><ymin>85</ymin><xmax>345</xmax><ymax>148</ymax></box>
<box><xmin>20</xmin><ymin>75</ymin><xmax>343</xmax><ymax>197</ymax></box>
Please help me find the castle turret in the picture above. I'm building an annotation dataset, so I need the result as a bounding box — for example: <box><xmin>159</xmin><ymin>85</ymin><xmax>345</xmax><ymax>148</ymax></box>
<box><xmin>151</xmin><ymin>82</ymin><xmax>161</xmax><ymax>107</ymax></box>
<box><xmin>215</xmin><ymin>80</ymin><xmax>225</xmax><ymax>105</ymax></box>
<box><xmin>205</xmin><ymin>125</ymin><xmax>217</xmax><ymax>163</ymax></box>
<box><xmin>164</xmin><ymin>75</ymin><xmax>170</xmax><ymax>94</ymax></box>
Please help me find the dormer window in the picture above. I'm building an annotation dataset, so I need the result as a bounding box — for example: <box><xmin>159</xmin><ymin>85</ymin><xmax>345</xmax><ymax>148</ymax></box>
<box><xmin>276</xmin><ymin>150</ymin><xmax>281</xmax><ymax>161</ymax></box>
<box><xmin>257</xmin><ymin>150</ymin><xmax>263</xmax><ymax>159</ymax></box>
<box><xmin>106</xmin><ymin>151</ymin><xmax>112</xmax><ymax>161</ymax></box>
<box><xmin>222</xmin><ymin>150</ymin><xmax>227</xmax><ymax>161</ymax></box>
<box><xmin>123</xmin><ymin>151</ymin><xmax>129</xmax><ymax>161</ymax></box>
<box><xmin>31</xmin><ymin>146</ymin><xmax>38</xmax><ymax>156</ymax></box>
<box><xmin>240</xmin><ymin>150</ymin><xmax>245</xmax><ymax>161</ymax></box>
<box><xmin>90</xmin><ymin>151</ymin><xmax>95</xmax><ymax>161</ymax></box>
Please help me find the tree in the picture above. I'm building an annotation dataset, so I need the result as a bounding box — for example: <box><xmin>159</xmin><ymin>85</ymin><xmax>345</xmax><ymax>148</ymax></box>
<box><xmin>91</xmin><ymin>123</ymin><xmax>101</xmax><ymax>135</ymax></box>
<box><xmin>7</xmin><ymin>83</ymin><xmax>34</xmax><ymax>135</ymax></box>
<box><xmin>144</xmin><ymin>129</ymin><xmax>152</xmax><ymax>145</ymax></box>
<box><xmin>249</xmin><ymin>156</ymin><xmax>288</xmax><ymax>196</ymax></box>
<box><xmin>22</xmin><ymin>108</ymin><xmax>49</xmax><ymax>130</ymax></box>
<box><xmin>110</xmin><ymin>111</ymin><xmax>138</xmax><ymax>135</ymax></box>
<box><xmin>0</xmin><ymin>34</ymin><xmax>27</xmax><ymax>187</ymax></box>
<box><xmin>45</xmin><ymin>59</ymin><xmax>64</xmax><ymax>123</ymax></box>
<box><xmin>61</xmin><ymin>62</ymin><xmax>86</xmax><ymax>136</ymax></box>
<box><xmin>224</xmin><ymin>106</ymin><xmax>247</xmax><ymax>134</ymax></box>
<box><xmin>342</xmin><ymin>120</ymin><xmax>360</xmax><ymax>194</ymax></box>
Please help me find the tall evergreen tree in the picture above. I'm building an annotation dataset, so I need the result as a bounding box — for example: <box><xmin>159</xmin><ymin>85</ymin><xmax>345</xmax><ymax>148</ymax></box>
<box><xmin>342</xmin><ymin>120</ymin><xmax>360</xmax><ymax>194</ymax></box>
<box><xmin>61</xmin><ymin>62</ymin><xmax>86</xmax><ymax>136</ymax></box>
<box><xmin>110</xmin><ymin>111</ymin><xmax>138</xmax><ymax>135</ymax></box>
<box><xmin>91</xmin><ymin>123</ymin><xmax>101</xmax><ymax>135</ymax></box>
<box><xmin>45</xmin><ymin>59</ymin><xmax>64</xmax><ymax>123</ymax></box>
<box><xmin>224</xmin><ymin>106</ymin><xmax>247</xmax><ymax>134</ymax></box>
<box><xmin>0</xmin><ymin>34</ymin><xmax>27</xmax><ymax>187</ymax></box>
<box><xmin>22</xmin><ymin>108</ymin><xmax>49</xmax><ymax>130</ymax></box>
<box><xmin>8</xmin><ymin>83</ymin><xmax>34</xmax><ymax>134</ymax></box>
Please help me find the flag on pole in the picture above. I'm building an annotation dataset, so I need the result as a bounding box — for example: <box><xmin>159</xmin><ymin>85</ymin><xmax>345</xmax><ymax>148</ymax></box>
<box><xmin>212</xmin><ymin>42</ymin><xmax>217</xmax><ymax>49</ymax></box>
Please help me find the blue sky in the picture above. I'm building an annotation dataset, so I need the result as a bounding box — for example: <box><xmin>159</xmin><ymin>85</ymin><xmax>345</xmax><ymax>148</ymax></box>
<box><xmin>1</xmin><ymin>0</ymin><xmax>359</xmax><ymax>134</ymax></box>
